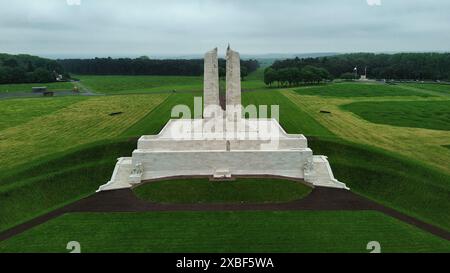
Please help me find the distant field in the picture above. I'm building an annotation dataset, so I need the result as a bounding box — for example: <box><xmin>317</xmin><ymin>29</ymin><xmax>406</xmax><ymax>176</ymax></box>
<box><xmin>342</xmin><ymin>101</ymin><xmax>450</xmax><ymax>131</ymax></box>
<box><xmin>295</xmin><ymin>82</ymin><xmax>434</xmax><ymax>97</ymax></box>
<box><xmin>77</xmin><ymin>75</ymin><xmax>203</xmax><ymax>94</ymax></box>
<box><xmin>403</xmin><ymin>83</ymin><xmax>450</xmax><ymax>95</ymax></box>
<box><xmin>0</xmin><ymin>82</ymin><xmax>74</xmax><ymax>93</ymax></box>
<box><xmin>76</xmin><ymin>70</ymin><xmax>266</xmax><ymax>95</ymax></box>
<box><xmin>1</xmin><ymin>211</ymin><xmax>448</xmax><ymax>253</ymax></box>
<box><xmin>133</xmin><ymin>178</ymin><xmax>312</xmax><ymax>204</ymax></box>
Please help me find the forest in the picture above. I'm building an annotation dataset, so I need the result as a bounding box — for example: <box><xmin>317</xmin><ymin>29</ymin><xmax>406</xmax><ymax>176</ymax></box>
<box><xmin>0</xmin><ymin>53</ymin><xmax>65</xmax><ymax>84</ymax></box>
<box><xmin>269</xmin><ymin>53</ymin><xmax>450</xmax><ymax>81</ymax></box>
<box><xmin>58</xmin><ymin>57</ymin><xmax>260</xmax><ymax>78</ymax></box>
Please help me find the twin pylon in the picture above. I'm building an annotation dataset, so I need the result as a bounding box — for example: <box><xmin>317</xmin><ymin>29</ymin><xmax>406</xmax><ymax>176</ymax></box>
<box><xmin>203</xmin><ymin>47</ymin><xmax>241</xmax><ymax>120</ymax></box>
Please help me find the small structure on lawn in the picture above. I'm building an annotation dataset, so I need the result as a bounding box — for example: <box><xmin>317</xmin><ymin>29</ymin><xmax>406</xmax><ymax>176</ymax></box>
<box><xmin>32</xmin><ymin>87</ymin><xmax>47</xmax><ymax>93</ymax></box>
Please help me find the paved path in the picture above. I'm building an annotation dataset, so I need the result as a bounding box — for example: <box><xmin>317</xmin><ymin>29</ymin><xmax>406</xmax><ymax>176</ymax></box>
<box><xmin>0</xmin><ymin>187</ymin><xmax>449</xmax><ymax>242</ymax></box>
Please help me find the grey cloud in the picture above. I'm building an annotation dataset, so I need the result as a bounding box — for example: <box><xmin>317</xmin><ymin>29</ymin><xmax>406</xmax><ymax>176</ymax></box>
<box><xmin>0</xmin><ymin>0</ymin><xmax>449</xmax><ymax>58</ymax></box>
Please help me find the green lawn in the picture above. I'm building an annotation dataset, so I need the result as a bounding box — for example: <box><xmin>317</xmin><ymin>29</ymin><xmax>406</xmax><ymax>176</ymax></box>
<box><xmin>1</xmin><ymin>211</ymin><xmax>448</xmax><ymax>253</ymax></box>
<box><xmin>341</xmin><ymin>100</ymin><xmax>450</xmax><ymax>131</ymax></box>
<box><xmin>295</xmin><ymin>82</ymin><xmax>434</xmax><ymax>97</ymax></box>
<box><xmin>0</xmin><ymin>82</ymin><xmax>74</xmax><ymax>93</ymax></box>
<box><xmin>133</xmin><ymin>178</ymin><xmax>312</xmax><ymax>204</ymax></box>
<box><xmin>308</xmin><ymin>137</ymin><xmax>450</xmax><ymax>231</ymax></box>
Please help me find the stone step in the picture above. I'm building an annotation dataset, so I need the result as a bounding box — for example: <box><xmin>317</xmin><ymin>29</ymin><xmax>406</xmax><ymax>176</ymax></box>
<box><xmin>311</xmin><ymin>156</ymin><xmax>349</xmax><ymax>190</ymax></box>
<box><xmin>97</xmin><ymin>157</ymin><xmax>133</xmax><ymax>192</ymax></box>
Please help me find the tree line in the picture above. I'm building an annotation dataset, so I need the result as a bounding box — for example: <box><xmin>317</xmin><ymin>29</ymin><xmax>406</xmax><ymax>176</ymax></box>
<box><xmin>270</xmin><ymin>53</ymin><xmax>450</xmax><ymax>81</ymax></box>
<box><xmin>0</xmin><ymin>54</ymin><xmax>65</xmax><ymax>84</ymax></box>
<box><xmin>264</xmin><ymin>66</ymin><xmax>332</xmax><ymax>87</ymax></box>
<box><xmin>58</xmin><ymin>57</ymin><xmax>260</xmax><ymax>79</ymax></box>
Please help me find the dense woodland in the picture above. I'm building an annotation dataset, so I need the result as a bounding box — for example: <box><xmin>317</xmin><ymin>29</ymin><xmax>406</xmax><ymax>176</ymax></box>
<box><xmin>58</xmin><ymin>57</ymin><xmax>260</xmax><ymax>79</ymax></box>
<box><xmin>266</xmin><ymin>53</ymin><xmax>450</xmax><ymax>86</ymax></box>
<box><xmin>0</xmin><ymin>54</ymin><xmax>65</xmax><ymax>84</ymax></box>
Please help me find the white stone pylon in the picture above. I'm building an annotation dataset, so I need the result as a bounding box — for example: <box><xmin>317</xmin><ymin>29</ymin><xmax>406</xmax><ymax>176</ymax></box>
<box><xmin>226</xmin><ymin>46</ymin><xmax>242</xmax><ymax>121</ymax></box>
<box><xmin>203</xmin><ymin>48</ymin><xmax>220</xmax><ymax>118</ymax></box>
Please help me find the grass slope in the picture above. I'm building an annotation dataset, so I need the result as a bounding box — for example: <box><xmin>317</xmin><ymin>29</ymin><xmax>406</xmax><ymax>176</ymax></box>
<box><xmin>342</xmin><ymin>100</ymin><xmax>450</xmax><ymax>131</ymax></box>
<box><xmin>1</xmin><ymin>211</ymin><xmax>449</xmax><ymax>253</ymax></box>
<box><xmin>242</xmin><ymin>90</ymin><xmax>334</xmax><ymax>137</ymax></box>
<box><xmin>308</xmin><ymin>137</ymin><xmax>450</xmax><ymax>231</ymax></box>
<box><xmin>295</xmin><ymin>82</ymin><xmax>434</xmax><ymax>98</ymax></box>
<box><xmin>133</xmin><ymin>178</ymin><xmax>312</xmax><ymax>204</ymax></box>
<box><xmin>0</xmin><ymin>139</ymin><xmax>136</xmax><ymax>233</ymax></box>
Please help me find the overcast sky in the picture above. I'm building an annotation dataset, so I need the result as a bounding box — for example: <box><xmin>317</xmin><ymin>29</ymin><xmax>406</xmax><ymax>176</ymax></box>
<box><xmin>1</xmin><ymin>0</ymin><xmax>449</xmax><ymax>58</ymax></box>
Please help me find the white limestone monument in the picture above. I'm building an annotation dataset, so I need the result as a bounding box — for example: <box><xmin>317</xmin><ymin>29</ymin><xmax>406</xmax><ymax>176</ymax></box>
<box><xmin>98</xmin><ymin>47</ymin><xmax>348</xmax><ymax>192</ymax></box>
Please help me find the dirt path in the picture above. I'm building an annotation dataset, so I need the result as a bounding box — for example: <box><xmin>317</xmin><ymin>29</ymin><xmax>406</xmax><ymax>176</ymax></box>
<box><xmin>0</xmin><ymin>187</ymin><xmax>449</xmax><ymax>242</ymax></box>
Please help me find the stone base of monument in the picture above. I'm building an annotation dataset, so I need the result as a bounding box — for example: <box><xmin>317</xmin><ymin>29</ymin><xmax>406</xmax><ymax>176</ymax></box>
<box><xmin>97</xmin><ymin>119</ymin><xmax>349</xmax><ymax>192</ymax></box>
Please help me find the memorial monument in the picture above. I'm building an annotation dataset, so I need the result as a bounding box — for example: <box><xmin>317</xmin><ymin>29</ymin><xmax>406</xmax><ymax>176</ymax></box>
<box><xmin>98</xmin><ymin>47</ymin><xmax>348</xmax><ymax>192</ymax></box>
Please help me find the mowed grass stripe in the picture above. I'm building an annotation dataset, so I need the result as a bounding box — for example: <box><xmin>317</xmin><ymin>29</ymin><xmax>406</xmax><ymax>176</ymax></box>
<box><xmin>0</xmin><ymin>94</ymin><xmax>169</xmax><ymax>171</ymax></box>
<box><xmin>122</xmin><ymin>92</ymin><xmax>199</xmax><ymax>137</ymax></box>
<box><xmin>0</xmin><ymin>97</ymin><xmax>87</xmax><ymax>131</ymax></box>
<box><xmin>1</xmin><ymin>211</ymin><xmax>449</xmax><ymax>253</ymax></box>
